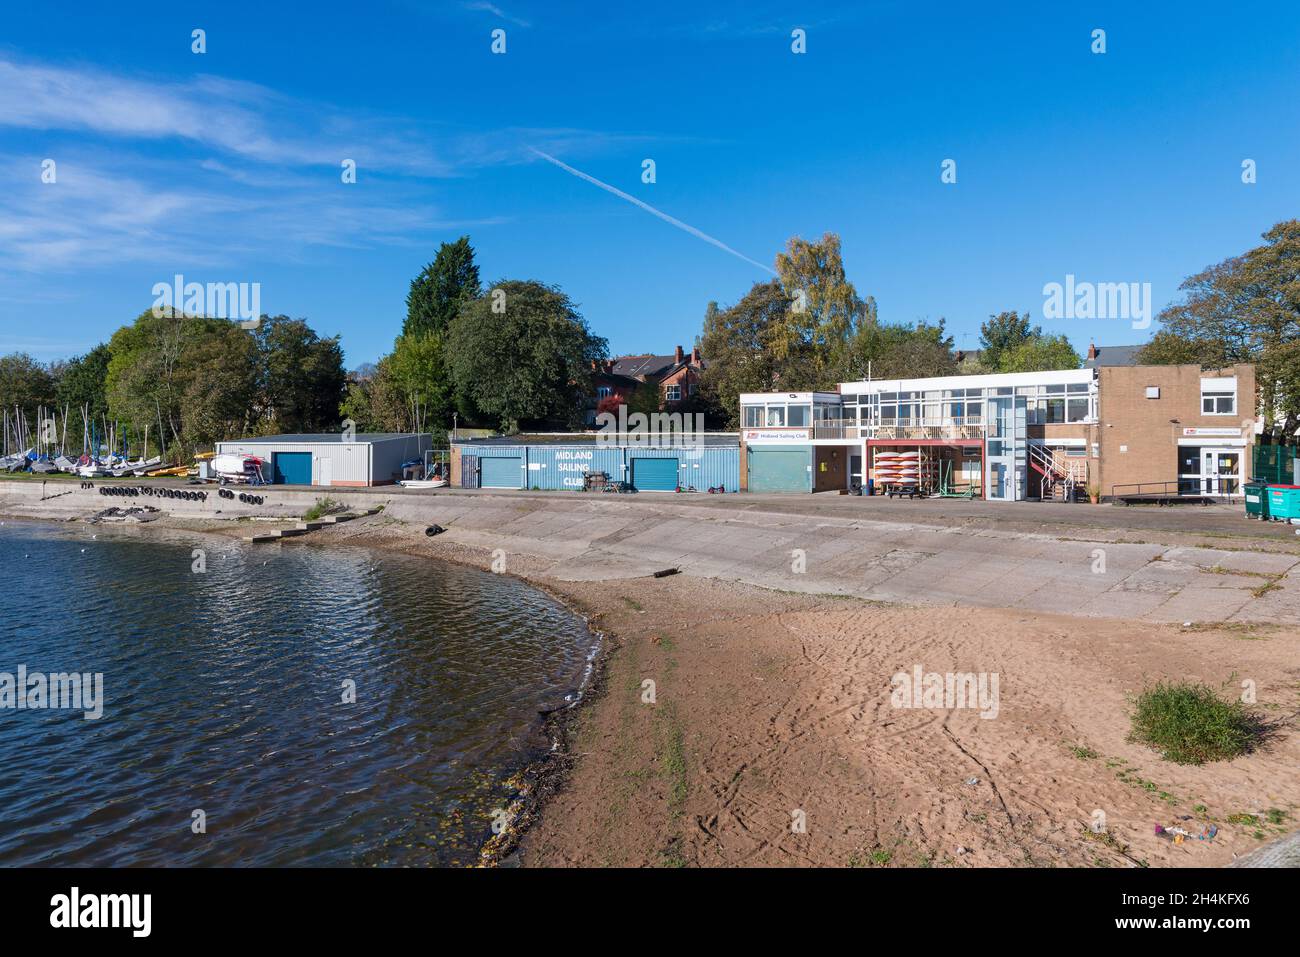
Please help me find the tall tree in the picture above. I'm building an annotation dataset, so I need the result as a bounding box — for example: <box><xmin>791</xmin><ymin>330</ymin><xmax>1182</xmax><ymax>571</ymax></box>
<box><xmin>772</xmin><ymin>232</ymin><xmax>868</xmax><ymax>385</ymax></box>
<box><xmin>1144</xmin><ymin>220</ymin><xmax>1300</xmax><ymax>421</ymax></box>
<box><xmin>699</xmin><ymin>280</ymin><xmax>801</xmax><ymax>428</ymax></box>
<box><xmin>978</xmin><ymin>310</ymin><xmax>1041</xmax><ymax>371</ymax></box>
<box><xmin>340</xmin><ymin>356</ymin><xmax>409</xmax><ymax>434</ymax></box>
<box><xmin>253</xmin><ymin>315</ymin><xmax>347</xmax><ymax>434</ymax></box>
<box><xmin>446</xmin><ymin>280</ymin><xmax>607</xmax><ymax>432</ymax></box>
<box><xmin>0</xmin><ymin>353</ymin><xmax>57</xmax><ymax>414</ymax></box>
<box><xmin>404</xmin><ymin>236</ymin><xmax>482</xmax><ymax>337</ymax></box>
<box><xmin>54</xmin><ymin>344</ymin><xmax>111</xmax><ymax>423</ymax></box>
<box><xmin>105</xmin><ymin>309</ymin><xmax>257</xmax><ymax>457</ymax></box>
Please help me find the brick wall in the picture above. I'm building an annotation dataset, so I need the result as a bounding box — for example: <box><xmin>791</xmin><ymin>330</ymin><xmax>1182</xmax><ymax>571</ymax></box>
<box><xmin>1097</xmin><ymin>363</ymin><xmax>1255</xmax><ymax>496</ymax></box>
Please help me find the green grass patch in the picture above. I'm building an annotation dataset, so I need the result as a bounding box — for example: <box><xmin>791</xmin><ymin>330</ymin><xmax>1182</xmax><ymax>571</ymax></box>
<box><xmin>302</xmin><ymin>497</ymin><xmax>342</xmax><ymax>521</ymax></box>
<box><xmin>1129</xmin><ymin>681</ymin><xmax>1264</xmax><ymax>765</ymax></box>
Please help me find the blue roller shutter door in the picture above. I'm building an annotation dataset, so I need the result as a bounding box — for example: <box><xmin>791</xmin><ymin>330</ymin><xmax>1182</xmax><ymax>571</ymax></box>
<box><xmin>631</xmin><ymin>457</ymin><xmax>679</xmax><ymax>491</ymax></box>
<box><xmin>274</xmin><ymin>451</ymin><xmax>313</xmax><ymax>485</ymax></box>
<box><xmin>480</xmin><ymin>456</ymin><xmax>523</xmax><ymax>488</ymax></box>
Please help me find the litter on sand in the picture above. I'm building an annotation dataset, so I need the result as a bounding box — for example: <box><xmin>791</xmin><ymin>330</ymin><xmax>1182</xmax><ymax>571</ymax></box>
<box><xmin>1154</xmin><ymin>822</ymin><xmax>1218</xmax><ymax>844</ymax></box>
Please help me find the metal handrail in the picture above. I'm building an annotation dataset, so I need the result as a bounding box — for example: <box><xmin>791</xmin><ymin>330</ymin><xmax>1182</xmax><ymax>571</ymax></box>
<box><xmin>1110</xmin><ymin>480</ymin><xmax>1240</xmax><ymax>498</ymax></box>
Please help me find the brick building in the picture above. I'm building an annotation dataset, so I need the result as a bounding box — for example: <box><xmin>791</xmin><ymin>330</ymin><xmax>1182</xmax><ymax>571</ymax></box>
<box><xmin>586</xmin><ymin>345</ymin><xmax>706</xmax><ymax>423</ymax></box>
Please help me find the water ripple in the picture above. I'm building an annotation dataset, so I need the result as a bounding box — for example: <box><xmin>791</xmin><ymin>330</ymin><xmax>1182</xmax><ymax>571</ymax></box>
<box><xmin>0</xmin><ymin>521</ymin><xmax>597</xmax><ymax>866</ymax></box>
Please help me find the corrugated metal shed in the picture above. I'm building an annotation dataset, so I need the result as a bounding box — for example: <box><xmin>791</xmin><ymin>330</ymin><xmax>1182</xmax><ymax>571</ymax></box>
<box><xmin>453</xmin><ymin>440</ymin><xmax>740</xmax><ymax>492</ymax></box>
<box><xmin>216</xmin><ymin>433</ymin><xmax>431</xmax><ymax>486</ymax></box>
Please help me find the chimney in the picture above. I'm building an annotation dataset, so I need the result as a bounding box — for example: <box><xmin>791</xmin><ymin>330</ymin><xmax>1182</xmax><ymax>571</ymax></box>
<box><xmin>674</xmin><ymin>344</ymin><xmax>684</xmax><ymax>364</ymax></box>
<box><xmin>691</xmin><ymin>345</ymin><xmax>701</xmax><ymax>365</ymax></box>
<box><xmin>1087</xmin><ymin>342</ymin><xmax>1098</xmax><ymax>361</ymax></box>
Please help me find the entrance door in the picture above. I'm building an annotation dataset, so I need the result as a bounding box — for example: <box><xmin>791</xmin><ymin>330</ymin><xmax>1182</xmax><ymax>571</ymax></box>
<box><xmin>1201</xmin><ymin>448</ymin><xmax>1240</xmax><ymax>496</ymax></box>
<box><xmin>850</xmin><ymin>453</ymin><xmax>863</xmax><ymax>490</ymax></box>
<box><xmin>985</xmin><ymin>396</ymin><xmax>1026</xmax><ymax>501</ymax></box>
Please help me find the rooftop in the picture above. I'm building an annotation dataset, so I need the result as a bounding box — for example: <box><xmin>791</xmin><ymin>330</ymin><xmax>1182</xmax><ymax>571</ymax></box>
<box><xmin>1084</xmin><ymin>343</ymin><xmax>1144</xmax><ymax>368</ymax></box>
<box><xmin>226</xmin><ymin>433</ymin><xmax>430</xmax><ymax>444</ymax></box>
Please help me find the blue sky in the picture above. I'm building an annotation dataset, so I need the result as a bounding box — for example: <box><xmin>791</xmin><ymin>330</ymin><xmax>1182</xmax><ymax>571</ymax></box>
<box><xmin>1</xmin><ymin>0</ymin><xmax>1297</xmax><ymax>367</ymax></box>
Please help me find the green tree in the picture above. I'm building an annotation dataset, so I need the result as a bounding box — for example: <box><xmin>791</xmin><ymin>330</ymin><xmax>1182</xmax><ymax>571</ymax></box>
<box><xmin>446</xmin><ymin>280</ymin><xmax>607</xmax><ymax>432</ymax></box>
<box><xmin>54</xmin><ymin>344</ymin><xmax>111</xmax><ymax>423</ymax></box>
<box><xmin>849</xmin><ymin>319</ymin><xmax>956</xmax><ymax>380</ymax></box>
<box><xmin>699</xmin><ymin>280</ymin><xmax>795</xmax><ymax>428</ymax></box>
<box><xmin>0</xmin><ymin>353</ymin><xmax>57</xmax><ymax>414</ymax></box>
<box><xmin>389</xmin><ymin>330</ymin><xmax>452</xmax><ymax>438</ymax></box>
<box><xmin>978</xmin><ymin>311</ymin><xmax>1041</xmax><ymax>371</ymax></box>
<box><xmin>999</xmin><ymin>334</ymin><xmax>1081</xmax><ymax>372</ymax></box>
<box><xmin>772</xmin><ymin>232</ymin><xmax>868</xmax><ymax>384</ymax></box>
<box><xmin>253</xmin><ymin>315</ymin><xmax>347</xmax><ymax>434</ymax></box>
<box><xmin>105</xmin><ymin>309</ymin><xmax>257</xmax><ymax>457</ymax></box>
<box><xmin>340</xmin><ymin>358</ymin><xmax>408</xmax><ymax>434</ymax></box>
<box><xmin>1135</xmin><ymin>330</ymin><xmax>1228</xmax><ymax>367</ymax></box>
<box><xmin>1147</xmin><ymin>220</ymin><xmax>1300</xmax><ymax>420</ymax></box>
<box><xmin>404</xmin><ymin>236</ymin><xmax>482</xmax><ymax>338</ymax></box>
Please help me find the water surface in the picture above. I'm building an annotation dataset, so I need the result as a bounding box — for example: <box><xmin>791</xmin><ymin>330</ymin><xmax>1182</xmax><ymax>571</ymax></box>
<box><xmin>0</xmin><ymin>520</ymin><xmax>596</xmax><ymax>866</ymax></box>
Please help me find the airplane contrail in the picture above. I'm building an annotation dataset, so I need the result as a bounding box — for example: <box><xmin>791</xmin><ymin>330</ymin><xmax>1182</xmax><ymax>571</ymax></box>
<box><xmin>528</xmin><ymin>147</ymin><xmax>776</xmax><ymax>275</ymax></box>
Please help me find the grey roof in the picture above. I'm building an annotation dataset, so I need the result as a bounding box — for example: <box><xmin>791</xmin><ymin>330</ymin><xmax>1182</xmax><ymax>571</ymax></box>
<box><xmin>610</xmin><ymin>354</ymin><xmax>680</xmax><ymax>378</ymax></box>
<box><xmin>609</xmin><ymin>353</ymin><xmax>707</xmax><ymax>379</ymax></box>
<box><xmin>1084</xmin><ymin>344</ymin><xmax>1144</xmax><ymax>368</ymax></box>
<box><xmin>227</xmin><ymin>433</ymin><xmax>430</xmax><ymax>444</ymax></box>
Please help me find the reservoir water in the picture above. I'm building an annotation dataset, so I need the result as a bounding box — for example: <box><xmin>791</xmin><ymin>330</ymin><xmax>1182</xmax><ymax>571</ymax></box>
<box><xmin>0</xmin><ymin>520</ymin><xmax>596</xmax><ymax>866</ymax></box>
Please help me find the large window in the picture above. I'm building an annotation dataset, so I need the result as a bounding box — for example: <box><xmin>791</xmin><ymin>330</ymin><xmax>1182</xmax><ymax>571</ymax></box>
<box><xmin>664</xmin><ymin>384</ymin><xmax>681</xmax><ymax>402</ymax></box>
<box><xmin>743</xmin><ymin>405</ymin><xmax>763</xmax><ymax>427</ymax></box>
<box><xmin>787</xmin><ymin>405</ymin><xmax>809</xmax><ymax>427</ymax></box>
<box><xmin>1026</xmin><ymin>382</ymin><xmax>1093</xmax><ymax>424</ymax></box>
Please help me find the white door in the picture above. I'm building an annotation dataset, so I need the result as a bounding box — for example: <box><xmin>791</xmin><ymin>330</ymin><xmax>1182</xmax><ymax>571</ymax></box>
<box><xmin>319</xmin><ymin>457</ymin><xmax>332</xmax><ymax>487</ymax></box>
<box><xmin>1201</xmin><ymin>448</ymin><xmax>1239</xmax><ymax>496</ymax></box>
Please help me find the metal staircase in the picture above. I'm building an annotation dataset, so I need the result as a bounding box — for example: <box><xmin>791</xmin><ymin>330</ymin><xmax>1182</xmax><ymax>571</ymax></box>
<box><xmin>1028</xmin><ymin>444</ymin><xmax>1086</xmax><ymax>502</ymax></box>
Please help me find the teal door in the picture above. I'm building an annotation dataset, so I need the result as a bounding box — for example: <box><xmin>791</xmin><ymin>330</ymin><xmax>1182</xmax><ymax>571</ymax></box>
<box><xmin>631</xmin><ymin>457</ymin><xmax>679</xmax><ymax>491</ymax></box>
<box><xmin>480</xmin><ymin>456</ymin><xmax>523</xmax><ymax>488</ymax></box>
<box><xmin>274</xmin><ymin>451</ymin><xmax>312</xmax><ymax>485</ymax></box>
<box><xmin>749</xmin><ymin>449</ymin><xmax>810</xmax><ymax>492</ymax></box>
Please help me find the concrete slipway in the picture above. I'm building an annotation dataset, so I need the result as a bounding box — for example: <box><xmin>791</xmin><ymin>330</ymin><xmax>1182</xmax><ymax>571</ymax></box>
<box><xmin>7</xmin><ymin>480</ymin><xmax>1298</xmax><ymax>626</ymax></box>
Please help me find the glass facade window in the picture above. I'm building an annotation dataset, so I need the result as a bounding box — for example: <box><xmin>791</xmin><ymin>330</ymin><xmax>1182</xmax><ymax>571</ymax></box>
<box><xmin>766</xmin><ymin>406</ymin><xmax>785</xmax><ymax>426</ymax></box>
<box><xmin>743</xmin><ymin>406</ymin><xmax>763</xmax><ymax>427</ymax></box>
<box><xmin>787</xmin><ymin>405</ymin><xmax>810</xmax><ymax>427</ymax></box>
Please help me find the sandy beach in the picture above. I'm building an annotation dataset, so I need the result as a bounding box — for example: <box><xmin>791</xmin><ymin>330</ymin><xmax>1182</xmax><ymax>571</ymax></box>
<box><xmin>5</xmin><ymin>486</ymin><xmax>1298</xmax><ymax>868</ymax></box>
<box><xmin>291</xmin><ymin>512</ymin><xmax>1299</xmax><ymax>868</ymax></box>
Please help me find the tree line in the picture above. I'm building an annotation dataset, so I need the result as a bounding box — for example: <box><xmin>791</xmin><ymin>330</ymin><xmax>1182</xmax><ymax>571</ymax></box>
<box><xmin>3</xmin><ymin>220</ymin><xmax>1294</xmax><ymax>453</ymax></box>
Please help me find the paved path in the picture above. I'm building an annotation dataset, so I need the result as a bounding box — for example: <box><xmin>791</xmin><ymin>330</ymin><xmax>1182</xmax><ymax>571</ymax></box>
<box><xmin>7</xmin><ymin>479</ymin><xmax>1300</xmax><ymax>623</ymax></box>
<box><xmin>376</xmin><ymin>492</ymin><xmax>1300</xmax><ymax>625</ymax></box>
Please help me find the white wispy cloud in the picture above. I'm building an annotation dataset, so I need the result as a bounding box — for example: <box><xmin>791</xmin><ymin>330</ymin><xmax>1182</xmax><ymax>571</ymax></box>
<box><xmin>461</xmin><ymin>2</ymin><xmax>532</xmax><ymax>28</ymax></box>
<box><xmin>0</xmin><ymin>56</ymin><xmax>646</xmax><ymax>274</ymax></box>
